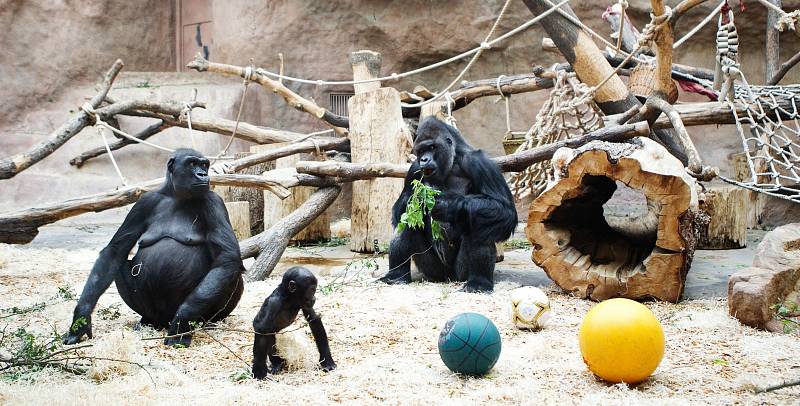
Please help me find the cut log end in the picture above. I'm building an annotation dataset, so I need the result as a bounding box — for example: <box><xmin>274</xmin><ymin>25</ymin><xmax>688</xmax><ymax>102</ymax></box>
<box><xmin>526</xmin><ymin>137</ymin><xmax>703</xmax><ymax>303</ymax></box>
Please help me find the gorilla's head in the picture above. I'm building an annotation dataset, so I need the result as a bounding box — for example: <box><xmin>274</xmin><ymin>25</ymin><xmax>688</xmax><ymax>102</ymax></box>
<box><xmin>281</xmin><ymin>266</ymin><xmax>318</xmax><ymax>309</ymax></box>
<box><xmin>412</xmin><ymin>117</ymin><xmax>468</xmax><ymax>184</ymax></box>
<box><xmin>167</xmin><ymin>148</ymin><xmax>210</xmax><ymax>199</ymax></box>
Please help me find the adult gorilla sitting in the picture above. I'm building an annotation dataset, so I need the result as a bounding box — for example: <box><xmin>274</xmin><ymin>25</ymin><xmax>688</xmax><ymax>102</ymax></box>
<box><xmin>63</xmin><ymin>149</ymin><xmax>244</xmax><ymax>347</ymax></box>
<box><xmin>380</xmin><ymin>117</ymin><xmax>517</xmax><ymax>292</ymax></box>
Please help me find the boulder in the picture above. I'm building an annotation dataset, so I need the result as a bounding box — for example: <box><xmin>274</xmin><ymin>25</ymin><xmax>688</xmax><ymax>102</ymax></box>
<box><xmin>728</xmin><ymin>224</ymin><xmax>800</xmax><ymax>329</ymax></box>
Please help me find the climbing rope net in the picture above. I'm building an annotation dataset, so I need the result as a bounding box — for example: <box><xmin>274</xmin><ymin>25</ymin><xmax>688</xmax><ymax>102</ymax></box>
<box><xmin>714</xmin><ymin>7</ymin><xmax>800</xmax><ymax>203</ymax></box>
<box><xmin>509</xmin><ymin>70</ymin><xmax>603</xmax><ymax>199</ymax></box>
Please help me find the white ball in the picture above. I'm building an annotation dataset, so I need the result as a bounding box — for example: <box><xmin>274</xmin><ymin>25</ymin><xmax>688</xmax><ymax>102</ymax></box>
<box><xmin>509</xmin><ymin>286</ymin><xmax>551</xmax><ymax>330</ymax></box>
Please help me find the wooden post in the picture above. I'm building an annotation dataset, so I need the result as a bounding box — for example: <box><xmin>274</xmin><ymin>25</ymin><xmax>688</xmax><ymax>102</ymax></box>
<box><xmin>348</xmin><ymin>50</ymin><xmax>412</xmax><ymax>253</ymax></box>
<box><xmin>698</xmin><ymin>185</ymin><xmax>749</xmax><ymax>249</ymax></box>
<box><xmin>225</xmin><ymin>201</ymin><xmax>251</xmax><ymax>241</ymax></box>
<box><xmin>213</xmin><ymin>148</ymin><xmax>273</xmax><ymax>235</ymax></box>
<box><xmin>260</xmin><ymin>143</ymin><xmax>331</xmax><ymax>243</ymax></box>
<box><xmin>766</xmin><ymin>0</ymin><xmax>781</xmax><ymax>84</ymax></box>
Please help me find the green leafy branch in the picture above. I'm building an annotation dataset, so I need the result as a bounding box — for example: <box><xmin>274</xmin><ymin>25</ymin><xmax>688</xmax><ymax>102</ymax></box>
<box><xmin>396</xmin><ymin>179</ymin><xmax>444</xmax><ymax>241</ymax></box>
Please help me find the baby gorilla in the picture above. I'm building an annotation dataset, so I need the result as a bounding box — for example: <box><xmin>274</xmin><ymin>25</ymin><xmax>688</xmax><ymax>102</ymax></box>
<box><xmin>252</xmin><ymin>267</ymin><xmax>336</xmax><ymax>378</ymax></box>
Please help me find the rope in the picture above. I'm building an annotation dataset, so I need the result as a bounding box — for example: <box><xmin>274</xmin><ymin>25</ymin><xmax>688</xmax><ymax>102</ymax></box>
<box><xmin>213</xmin><ymin>67</ymin><xmax>252</xmax><ymax>162</ymax></box>
<box><xmin>509</xmin><ymin>70</ymin><xmax>603</xmax><ymax>199</ymax></box>
<box><xmin>183</xmin><ymin>103</ymin><xmax>198</xmax><ymax>149</ymax></box>
<box><xmin>250</xmin><ymin>0</ymin><xmax>572</xmax><ymax>92</ymax></box>
<box><xmin>95</xmin><ymin>125</ymin><xmax>127</xmax><ymax>185</ymax></box>
<box><xmin>615</xmin><ymin>0</ymin><xmax>629</xmax><ymax>51</ymax></box>
<box><xmin>674</xmin><ymin>1</ymin><xmax>725</xmax><ymax>49</ymax></box>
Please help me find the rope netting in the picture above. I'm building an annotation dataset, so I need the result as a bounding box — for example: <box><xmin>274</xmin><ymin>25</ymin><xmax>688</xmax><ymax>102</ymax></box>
<box><xmin>714</xmin><ymin>6</ymin><xmax>800</xmax><ymax>203</ymax></box>
<box><xmin>509</xmin><ymin>70</ymin><xmax>603</xmax><ymax>199</ymax></box>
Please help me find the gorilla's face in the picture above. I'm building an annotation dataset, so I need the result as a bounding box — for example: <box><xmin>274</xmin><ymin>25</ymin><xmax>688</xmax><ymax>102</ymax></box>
<box><xmin>413</xmin><ymin>122</ymin><xmax>455</xmax><ymax>184</ymax></box>
<box><xmin>167</xmin><ymin>149</ymin><xmax>210</xmax><ymax>199</ymax></box>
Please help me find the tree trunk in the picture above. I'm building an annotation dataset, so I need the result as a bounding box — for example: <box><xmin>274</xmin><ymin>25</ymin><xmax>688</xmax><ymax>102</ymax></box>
<box><xmin>526</xmin><ymin>137</ymin><xmax>704</xmax><ymax>302</ymax></box>
<box><xmin>224</xmin><ymin>201</ymin><xmax>251</xmax><ymax>241</ymax></box>
<box><xmin>698</xmin><ymin>185</ymin><xmax>749</xmax><ymax>249</ymax></box>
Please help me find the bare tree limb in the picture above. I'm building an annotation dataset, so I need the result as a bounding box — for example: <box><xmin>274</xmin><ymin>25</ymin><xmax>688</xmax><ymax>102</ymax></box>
<box><xmin>0</xmin><ymin>60</ymin><xmax>125</xmax><ymax>180</ymax></box>
<box><xmin>241</xmin><ymin>186</ymin><xmax>342</xmax><ymax>280</ymax></box>
<box><xmin>767</xmin><ymin>50</ymin><xmax>800</xmax><ymax>85</ymax></box>
<box><xmin>221</xmin><ymin>137</ymin><xmax>350</xmax><ymax>174</ymax></box>
<box><xmin>69</xmin><ymin>121</ymin><xmax>168</xmax><ymax>167</ymax></box>
<box><xmin>186</xmin><ymin>55</ymin><xmax>349</xmax><ymax>136</ymax></box>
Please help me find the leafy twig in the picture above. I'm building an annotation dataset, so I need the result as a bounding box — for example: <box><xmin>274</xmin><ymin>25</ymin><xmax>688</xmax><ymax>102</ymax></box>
<box><xmin>396</xmin><ymin>179</ymin><xmax>444</xmax><ymax>241</ymax></box>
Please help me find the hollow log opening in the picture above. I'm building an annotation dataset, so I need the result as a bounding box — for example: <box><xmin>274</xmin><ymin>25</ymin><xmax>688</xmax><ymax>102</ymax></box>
<box><xmin>526</xmin><ymin>138</ymin><xmax>701</xmax><ymax>303</ymax></box>
<box><xmin>544</xmin><ymin>176</ymin><xmax>657</xmax><ymax>281</ymax></box>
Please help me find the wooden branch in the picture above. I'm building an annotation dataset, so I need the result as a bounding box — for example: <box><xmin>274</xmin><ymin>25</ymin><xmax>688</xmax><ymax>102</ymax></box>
<box><xmin>604</xmin><ymin>97</ymin><xmax>797</xmax><ymax>128</ymax></box>
<box><xmin>294</xmin><ymin>122</ymin><xmax>651</xmax><ymax>178</ymax></box>
<box><xmin>766</xmin><ymin>0</ymin><xmax>782</xmax><ymax>84</ymax></box>
<box><xmin>494</xmin><ymin>122</ymin><xmax>651</xmax><ymax>172</ymax></box>
<box><xmin>671</xmin><ymin>0</ymin><xmax>713</xmax><ymax>22</ymax></box>
<box><xmin>521</xmin><ymin>0</ymin><xmax>638</xmax><ymax>113</ymax></box>
<box><xmin>0</xmin><ymin>173</ymin><xmax>333</xmax><ymax>244</ymax></box>
<box><xmin>296</xmin><ymin>161</ymin><xmax>408</xmax><ymax>179</ymax></box>
<box><xmin>221</xmin><ymin>137</ymin><xmax>350</xmax><ymax>174</ymax></box>
<box><xmin>241</xmin><ymin>186</ymin><xmax>342</xmax><ymax>280</ymax></box>
<box><xmin>449</xmin><ymin>72</ymin><xmax>555</xmax><ymax>111</ymax></box>
<box><xmin>767</xmin><ymin>50</ymin><xmax>800</xmax><ymax>85</ymax></box>
<box><xmin>104</xmin><ymin>94</ymin><xmax>308</xmax><ymax>145</ymax></box>
<box><xmin>0</xmin><ymin>60</ymin><xmax>125</xmax><ymax>180</ymax></box>
<box><xmin>69</xmin><ymin>121</ymin><xmax>167</xmax><ymax>167</ymax></box>
<box><xmin>186</xmin><ymin>55</ymin><xmax>348</xmax><ymax>135</ymax></box>
<box><xmin>651</xmin><ymin>0</ymin><xmax>675</xmax><ymax>102</ymax></box>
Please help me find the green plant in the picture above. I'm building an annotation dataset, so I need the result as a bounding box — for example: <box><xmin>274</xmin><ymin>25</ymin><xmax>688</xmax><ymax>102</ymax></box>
<box><xmin>771</xmin><ymin>300</ymin><xmax>799</xmax><ymax>333</ymax></box>
<box><xmin>70</xmin><ymin>317</ymin><xmax>87</xmax><ymax>333</ymax></box>
<box><xmin>504</xmin><ymin>239</ymin><xmax>531</xmax><ymax>250</ymax></box>
<box><xmin>396</xmin><ymin>179</ymin><xmax>443</xmax><ymax>241</ymax></box>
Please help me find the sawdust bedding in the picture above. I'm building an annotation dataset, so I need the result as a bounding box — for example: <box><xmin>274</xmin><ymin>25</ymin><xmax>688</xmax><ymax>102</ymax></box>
<box><xmin>0</xmin><ymin>243</ymin><xmax>798</xmax><ymax>405</ymax></box>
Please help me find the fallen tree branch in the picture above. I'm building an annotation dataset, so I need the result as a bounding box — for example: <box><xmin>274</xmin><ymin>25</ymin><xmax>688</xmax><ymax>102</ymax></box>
<box><xmin>0</xmin><ymin>173</ymin><xmax>331</xmax><ymax>244</ymax></box>
<box><xmin>295</xmin><ymin>122</ymin><xmax>651</xmax><ymax>177</ymax></box>
<box><xmin>241</xmin><ymin>186</ymin><xmax>342</xmax><ymax>280</ymax></box>
<box><xmin>69</xmin><ymin>121</ymin><xmax>167</xmax><ymax>167</ymax></box>
<box><xmin>767</xmin><ymin>50</ymin><xmax>800</xmax><ymax>85</ymax></box>
<box><xmin>186</xmin><ymin>55</ymin><xmax>348</xmax><ymax>136</ymax></box>
<box><xmin>219</xmin><ymin>137</ymin><xmax>350</xmax><ymax>174</ymax></box>
<box><xmin>604</xmin><ymin>98</ymin><xmax>797</xmax><ymax>128</ymax></box>
<box><xmin>449</xmin><ymin>72</ymin><xmax>556</xmax><ymax>111</ymax></box>
<box><xmin>0</xmin><ymin>60</ymin><xmax>125</xmax><ymax>180</ymax></box>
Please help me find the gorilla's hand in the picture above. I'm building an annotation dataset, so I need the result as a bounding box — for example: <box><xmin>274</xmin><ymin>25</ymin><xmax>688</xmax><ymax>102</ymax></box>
<box><xmin>431</xmin><ymin>192</ymin><xmax>462</xmax><ymax>223</ymax></box>
<box><xmin>62</xmin><ymin>314</ymin><xmax>93</xmax><ymax>345</ymax></box>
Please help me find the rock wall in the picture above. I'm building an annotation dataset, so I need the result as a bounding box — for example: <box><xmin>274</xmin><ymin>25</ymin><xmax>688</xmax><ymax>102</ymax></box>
<box><xmin>1</xmin><ymin>0</ymin><xmax>799</xmax><ymax>226</ymax></box>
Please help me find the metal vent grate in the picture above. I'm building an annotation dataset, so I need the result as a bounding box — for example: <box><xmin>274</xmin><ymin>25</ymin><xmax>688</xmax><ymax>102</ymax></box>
<box><xmin>329</xmin><ymin>93</ymin><xmax>354</xmax><ymax>117</ymax></box>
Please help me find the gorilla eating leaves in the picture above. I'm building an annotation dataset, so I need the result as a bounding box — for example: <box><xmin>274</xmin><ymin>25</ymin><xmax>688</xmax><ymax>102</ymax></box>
<box><xmin>380</xmin><ymin>117</ymin><xmax>517</xmax><ymax>292</ymax></box>
<box><xmin>63</xmin><ymin>149</ymin><xmax>244</xmax><ymax>347</ymax></box>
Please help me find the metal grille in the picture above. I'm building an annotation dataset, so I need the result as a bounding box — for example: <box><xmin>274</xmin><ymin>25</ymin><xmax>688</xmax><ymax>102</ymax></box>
<box><xmin>329</xmin><ymin>93</ymin><xmax>354</xmax><ymax>117</ymax></box>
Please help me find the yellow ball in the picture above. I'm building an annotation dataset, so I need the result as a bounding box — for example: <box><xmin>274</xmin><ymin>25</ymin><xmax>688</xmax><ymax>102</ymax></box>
<box><xmin>578</xmin><ymin>298</ymin><xmax>664</xmax><ymax>384</ymax></box>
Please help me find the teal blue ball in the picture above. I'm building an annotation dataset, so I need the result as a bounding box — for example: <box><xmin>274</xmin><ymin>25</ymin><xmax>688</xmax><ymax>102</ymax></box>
<box><xmin>438</xmin><ymin>312</ymin><xmax>502</xmax><ymax>376</ymax></box>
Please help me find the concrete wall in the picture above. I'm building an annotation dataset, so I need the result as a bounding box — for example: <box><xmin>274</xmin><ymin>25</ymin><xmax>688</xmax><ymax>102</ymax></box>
<box><xmin>1</xmin><ymin>0</ymin><xmax>799</xmax><ymax>225</ymax></box>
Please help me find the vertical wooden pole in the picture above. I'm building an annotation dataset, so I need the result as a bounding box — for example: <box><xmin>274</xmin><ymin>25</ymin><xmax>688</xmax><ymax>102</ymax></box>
<box><xmin>224</xmin><ymin>201</ymin><xmax>251</xmax><ymax>241</ymax></box>
<box><xmin>766</xmin><ymin>0</ymin><xmax>781</xmax><ymax>84</ymax></box>
<box><xmin>348</xmin><ymin>50</ymin><xmax>412</xmax><ymax>253</ymax></box>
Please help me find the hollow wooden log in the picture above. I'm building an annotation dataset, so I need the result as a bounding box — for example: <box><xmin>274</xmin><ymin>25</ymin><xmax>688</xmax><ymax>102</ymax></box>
<box><xmin>698</xmin><ymin>186</ymin><xmax>749</xmax><ymax>249</ymax></box>
<box><xmin>526</xmin><ymin>137</ymin><xmax>704</xmax><ymax>302</ymax></box>
<box><xmin>0</xmin><ymin>60</ymin><xmax>124</xmax><ymax>179</ymax></box>
<box><xmin>224</xmin><ymin>201</ymin><xmax>251</xmax><ymax>241</ymax></box>
<box><xmin>261</xmin><ymin>143</ymin><xmax>330</xmax><ymax>243</ymax></box>
<box><xmin>243</xmin><ymin>186</ymin><xmax>342</xmax><ymax>280</ymax></box>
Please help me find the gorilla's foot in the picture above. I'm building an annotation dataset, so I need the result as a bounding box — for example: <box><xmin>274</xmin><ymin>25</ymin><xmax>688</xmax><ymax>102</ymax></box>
<box><xmin>378</xmin><ymin>271</ymin><xmax>411</xmax><ymax>285</ymax></box>
<box><xmin>164</xmin><ymin>333</ymin><xmax>193</xmax><ymax>348</ymax></box>
<box><xmin>460</xmin><ymin>281</ymin><xmax>493</xmax><ymax>293</ymax></box>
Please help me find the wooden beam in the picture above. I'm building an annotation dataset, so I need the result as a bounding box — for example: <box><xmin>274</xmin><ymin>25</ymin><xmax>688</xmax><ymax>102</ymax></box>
<box><xmin>0</xmin><ymin>60</ymin><xmax>125</xmax><ymax>180</ymax></box>
<box><xmin>766</xmin><ymin>0</ymin><xmax>782</xmax><ymax>84</ymax></box>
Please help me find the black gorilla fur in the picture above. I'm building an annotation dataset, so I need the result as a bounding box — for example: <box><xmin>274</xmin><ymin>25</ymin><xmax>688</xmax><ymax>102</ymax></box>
<box><xmin>63</xmin><ymin>148</ymin><xmax>244</xmax><ymax>347</ymax></box>
<box><xmin>252</xmin><ymin>266</ymin><xmax>336</xmax><ymax>378</ymax></box>
<box><xmin>380</xmin><ymin>117</ymin><xmax>517</xmax><ymax>292</ymax></box>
